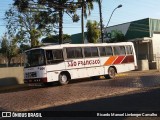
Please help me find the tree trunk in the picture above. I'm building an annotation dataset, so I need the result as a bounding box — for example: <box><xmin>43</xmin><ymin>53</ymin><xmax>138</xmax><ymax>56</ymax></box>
<box><xmin>31</xmin><ymin>39</ymin><xmax>34</xmax><ymax>48</ymax></box>
<box><xmin>30</xmin><ymin>32</ymin><xmax>35</xmax><ymax>48</ymax></box>
<box><xmin>8</xmin><ymin>57</ymin><xmax>12</xmax><ymax>67</ymax></box>
<box><xmin>59</xmin><ymin>0</ymin><xmax>63</xmax><ymax>44</ymax></box>
<box><xmin>98</xmin><ymin>0</ymin><xmax>103</xmax><ymax>43</ymax></box>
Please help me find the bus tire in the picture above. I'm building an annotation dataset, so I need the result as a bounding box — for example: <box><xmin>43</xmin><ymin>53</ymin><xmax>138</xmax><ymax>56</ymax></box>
<box><xmin>59</xmin><ymin>73</ymin><xmax>69</xmax><ymax>85</ymax></box>
<box><xmin>105</xmin><ymin>67</ymin><xmax>116</xmax><ymax>79</ymax></box>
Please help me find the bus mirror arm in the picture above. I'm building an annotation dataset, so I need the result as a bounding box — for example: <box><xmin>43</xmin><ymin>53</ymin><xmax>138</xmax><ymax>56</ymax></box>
<box><xmin>25</xmin><ymin>63</ymin><xmax>30</xmax><ymax>67</ymax></box>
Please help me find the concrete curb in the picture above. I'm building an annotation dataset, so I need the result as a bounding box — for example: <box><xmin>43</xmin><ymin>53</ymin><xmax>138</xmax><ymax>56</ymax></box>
<box><xmin>116</xmin><ymin>74</ymin><xmax>128</xmax><ymax>77</ymax></box>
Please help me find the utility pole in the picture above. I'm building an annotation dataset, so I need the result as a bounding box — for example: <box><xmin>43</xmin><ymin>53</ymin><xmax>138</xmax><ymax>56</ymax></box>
<box><xmin>81</xmin><ymin>0</ymin><xmax>85</xmax><ymax>43</ymax></box>
<box><xmin>107</xmin><ymin>4</ymin><xmax>122</xmax><ymax>27</ymax></box>
<box><xmin>98</xmin><ymin>0</ymin><xmax>103</xmax><ymax>43</ymax></box>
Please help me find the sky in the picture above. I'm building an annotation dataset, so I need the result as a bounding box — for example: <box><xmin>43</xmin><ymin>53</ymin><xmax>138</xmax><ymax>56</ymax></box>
<box><xmin>1</xmin><ymin>0</ymin><xmax>160</xmax><ymax>38</ymax></box>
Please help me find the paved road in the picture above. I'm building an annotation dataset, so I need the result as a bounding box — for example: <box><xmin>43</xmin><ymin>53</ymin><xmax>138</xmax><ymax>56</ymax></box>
<box><xmin>0</xmin><ymin>70</ymin><xmax>160</xmax><ymax>120</ymax></box>
<box><xmin>36</xmin><ymin>87</ymin><xmax>160</xmax><ymax>120</ymax></box>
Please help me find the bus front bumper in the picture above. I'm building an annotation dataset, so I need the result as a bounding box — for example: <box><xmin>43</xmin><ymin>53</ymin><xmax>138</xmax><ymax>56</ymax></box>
<box><xmin>24</xmin><ymin>77</ymin><xmax>47</xmax><ymax>83</ymax></box>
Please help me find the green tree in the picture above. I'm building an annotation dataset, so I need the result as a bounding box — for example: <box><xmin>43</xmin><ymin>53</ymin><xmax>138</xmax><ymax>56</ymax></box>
<box><xmin>86</xmin><ymin>20</ymin><xmax>100</xmax><ymax>43</ymax></box>
<box><xmin>42</xmin><ymin>34</ymin><xmax>71</xmax><ymax>43</ymax></box>
<box><xmin>108</xmin><ymin>30</ymin><xmax>126</xmax><ymax>43</ymax></box>
<box><xmin>0</xmin><ymin>34</ymin><xmax>19</xmax><ymax>66</ymax></box>
<box><xmin>19</xmin><ymin>44</ymin><xmax>31</xmax><ymax>53</ymax></box>
<box><xmin>5</xmin><ymin>4</ymin><xmax>56</xmax><ymax>48</ymax></box>
<box><xmin>13</xmin><ymin>0</ymin><xmax>80</xmax><ymax>44</ymax></box>
<box><xmin>79</xmin><ymin>0</ymin><xmax>98</xmax><ymax>43</ymax></box>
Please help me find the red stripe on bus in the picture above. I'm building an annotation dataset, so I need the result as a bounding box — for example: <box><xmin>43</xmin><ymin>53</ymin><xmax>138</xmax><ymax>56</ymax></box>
<box><xmin>121</xmin><ymin>55</ymin><xmax>134</xmax><ymax>63</ymax></box>
<box><xmin>113</xmin><ymin>56</ymin><xmax>125</xmax><ymax>64</ymax></box>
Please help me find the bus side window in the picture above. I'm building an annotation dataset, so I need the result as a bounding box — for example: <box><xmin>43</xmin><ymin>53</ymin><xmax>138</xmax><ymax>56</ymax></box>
<box><xmin>99</xmin><ymin>47</ymin><xmax>106</xmax><ymax>56</ymax></box>
<box><xmin>120</xmin><ymin>46</ymin><xmax>126</xmax><ymax>55</ymax></box>
<box><xmin>75</xmin><ymin>47</ymin><xmax>83</xmax><ymax>58</ymax></box>
<box><xmin>84</xmin><ymin>47</ymin><xmax>92</xmax><ymax>57</ymax></box>
<box><xmin>113</xmin><ymin>46</ymin><xmax>126</xmax><ymax>55</ymax></box>
<box><xmin>66</xmin><ymin>47</ymin><xmax>83</xmax><ymax>59</ymax></box>
<box><xmin>91</xmin><ymin>47</ymin><xmax>99</xmax><ymax>57</ymax></box>
<box><xmin>126</xmin><ymin>45</ymin><xmax>133</xmax><ymax>55</ymax></box>
<box><xmin>66</xmin><ymin>48</ymin><xmax>75</xmax><ymax>59</ymax></box>
<box><xmin>53</xmin><ymin>49</ymin><xmax>63</xmax><ymax>60</ymax></box>
<box><xmin>46</xmin><ymin>50</ymin><xmax>54</xmax><ymax>64</ymax></box>
<box><xmin>106</xmin><ymin>46</ymin><xmax>113</xmax><ymax>56</ymax></box>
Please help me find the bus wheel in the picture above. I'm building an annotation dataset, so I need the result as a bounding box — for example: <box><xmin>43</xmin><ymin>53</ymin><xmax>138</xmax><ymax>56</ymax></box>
<box><xmin>105</xmin><ymin>67</ymin><xmax>116</xmax><ymax>79</ymax></box>
<box><xmin>59</xmin><ymin>73</ymin><xmax>69</xmax><ymax>85</ymax></box>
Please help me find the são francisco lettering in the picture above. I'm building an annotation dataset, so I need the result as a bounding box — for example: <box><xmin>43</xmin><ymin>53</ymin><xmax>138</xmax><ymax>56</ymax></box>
<box><xmin>68</xmin><ymin>59</ymin><xmax>100</xmax><ymax>67</ymax></box>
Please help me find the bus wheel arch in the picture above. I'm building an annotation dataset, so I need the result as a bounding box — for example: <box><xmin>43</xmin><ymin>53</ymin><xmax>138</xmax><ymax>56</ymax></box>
<box><xmin>105</xmin><ymin>66</ymin><xmax>117</xmax><ymax>79</ymax></box>
<box><xmin>59</xmin><ymin>71</ymin><xmax>71</xmax><ymax>85</ymax></box>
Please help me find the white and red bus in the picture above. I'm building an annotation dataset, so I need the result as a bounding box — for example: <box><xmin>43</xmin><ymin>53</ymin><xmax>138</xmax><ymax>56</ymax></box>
<box><xmin>24</xmin><ymin>42</ymin><xmax>137</xmax><ymax>85</ymax></box>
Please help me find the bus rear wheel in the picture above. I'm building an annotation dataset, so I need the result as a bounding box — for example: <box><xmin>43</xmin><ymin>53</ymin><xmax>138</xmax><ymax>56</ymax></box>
<box><xmin>59</xmin><ymin>73</ymin><xmax>69</xmax><ymax>85</ymax></box>
<box><xmin>105</xmin><ymin>67</ymin><xmax>116</xmax><ymax>79</ymax></box>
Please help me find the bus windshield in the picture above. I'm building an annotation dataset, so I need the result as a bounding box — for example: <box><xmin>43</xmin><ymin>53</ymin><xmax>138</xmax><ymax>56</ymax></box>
<box><xmin>24</xmin><ymin>49</ymin><xmax>45</xmax><ymax>68</ymax></box>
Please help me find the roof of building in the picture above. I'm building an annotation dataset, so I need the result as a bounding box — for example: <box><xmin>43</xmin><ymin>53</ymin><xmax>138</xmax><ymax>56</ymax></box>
<box><xmin>71</xmin><ymin>18</ymin><xmax>160</xmax><ymax>43</ymax></box>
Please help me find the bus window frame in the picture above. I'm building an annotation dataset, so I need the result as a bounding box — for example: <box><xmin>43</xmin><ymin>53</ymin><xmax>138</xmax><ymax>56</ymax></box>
<box><xmin>91</xmin><ymin>47</ymin><xmax>99</xmax><ymax>57</ymax></box>
<box><xmin>65</xmin><ymin>47</ymin><xmax>83</xmax><ymax>59</ymax></box>
<box><xmin>24</xmin><ymin>49</ymin><xmax>46</xmax><ymax>68</ymax></box>
<box><xmin>83</xmin><ymin>47</ymin><xmax>92</xmax><ymax>58</ymax></box>
<box><xmin>74</xmin><ymin>47</ymin><xmax>83</xmax><ymax>58</ymax></box>
<box><xmin>45</xmin><ymin>49</ymin><xmax>64</xmax><ymax>65</ymax></box>
<box><xmin>98</xmin><ymin>46</ymin><xmax>107</xmax><ymax>57</ymax></box>
<box><xmin>113</xmin><ymin>46</ymin><xmax>126</xmax><ymax>56</ymax></box>
<box><xmin>53</xmin><ymin>49</ymin><xmax>64</xmax><ymax>60</ymax></box>
<box><xmin>125</xmin><ymin>45</ymin><xmax>133</xmax><ymax>55</ymax></box>
<box><xmin>106</xmin><ymin>46</ymin><xmax>113</xmax><ymax>56</ymax></box>
<box><xmin>83</xmin><ymin>47</ymin><xmax>99</xmax><ymax>58</ymax></box>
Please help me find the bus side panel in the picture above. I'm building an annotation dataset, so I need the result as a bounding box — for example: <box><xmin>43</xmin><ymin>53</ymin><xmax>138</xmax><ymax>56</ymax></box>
<box><xmin>84</xmin><ymin>57</ymin><xmax>102</xmax><ymax>77</ymax></box>
<box><xmin>65</xmin><ymin>58</ymin><xmax>88</xmax><ymax>79</ymax></box>
<box><xmin>101</xmin><ymin>55</ymin><xmax>136</xmax><ymax>74</ymax></box>
<box><xmin>100</xmin><ymin>56</ymin><xmax>112</xmax><ymax>75</ymax></box>
<box><xmin>46</xmin><ymin>62</ymin><xmax>65</xmax><ymax>82</ymax></box>
<box><xmin>66</xmin><ymin>69</ymin><xmax>88</xmax><ymax>79</ymax></box>
<box><xmin>114</xmin><ymin>63</ymin><xmax>135</xmax><ymax>73</ymax></box>
<box><xmin>46</xmin><ymin>71</ymin><xmax>59</xmax><ymax>82</ymax></box>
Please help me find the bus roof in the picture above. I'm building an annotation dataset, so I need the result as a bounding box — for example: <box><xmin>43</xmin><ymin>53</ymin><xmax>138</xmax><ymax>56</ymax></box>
<box><xmin>25</xmin><ymin>42</ymin><xmax>134</xmax><ymax>52</ymax></box>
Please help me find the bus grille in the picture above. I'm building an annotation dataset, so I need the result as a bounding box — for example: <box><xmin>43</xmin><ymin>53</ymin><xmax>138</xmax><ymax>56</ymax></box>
<box><xmin>25</xmin><ymin>72</ymin><xmax>37</xmax><ymax>78</ymax></box>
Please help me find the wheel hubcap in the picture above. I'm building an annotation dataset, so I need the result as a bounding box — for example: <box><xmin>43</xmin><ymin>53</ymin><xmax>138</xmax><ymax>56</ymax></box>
<box><xmin>109</xmin><ymin>68</ymin><xmax>115</xmax><ymax>77</ymax></box>
<box><xmin>61</xmin><ymin>75</ymin><xmax>67</xmax><ymax>83</ymax></box>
